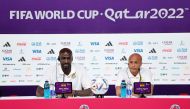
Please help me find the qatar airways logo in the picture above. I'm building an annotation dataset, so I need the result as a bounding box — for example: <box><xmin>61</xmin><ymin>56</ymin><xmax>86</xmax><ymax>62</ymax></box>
<box><xmin>17</xmin><ymin>42</ymin><xmax>27</xmax><ymax>46</ymax></box>
<box><xmin>162</xmin><ymin>48</ymin><xmax>172</xmax><ymax>52</ymax></box>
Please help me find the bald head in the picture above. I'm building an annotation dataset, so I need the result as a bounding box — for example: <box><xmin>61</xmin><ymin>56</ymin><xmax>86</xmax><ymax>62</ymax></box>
<box><xmin>128</xmin><ymin>53</ymin><xmax>142</xmax><ymax>62</ymax></box>
<box><xmin>128</xmin><ymin>53</ymin><xmax>142</xmax><ymax>76</ymax></box>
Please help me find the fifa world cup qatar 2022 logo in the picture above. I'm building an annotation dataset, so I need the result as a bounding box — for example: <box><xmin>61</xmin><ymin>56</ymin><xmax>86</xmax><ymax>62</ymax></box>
<box><xmin>170</xmin><ymin>104</ymin><xmax>180</xmax><ymax>109</ymax></box>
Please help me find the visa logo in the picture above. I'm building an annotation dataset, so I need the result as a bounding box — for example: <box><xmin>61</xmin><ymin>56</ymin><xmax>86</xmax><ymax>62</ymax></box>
<box><xmin>32</xmin><ymin>50</ymin><xmax>42</xmax><ymax>53</ymax></box>
<box><xmin>90</xmin><ymin>42</ymin><xmax>99</xmax><ymax>46</ymax></box>
<box><xmin>105</xmin><ymin>56</ymin><xmax>114</xmax><ymax>60</ymax></box>
<box><xmin>3</xmin><ymin>57</ymin><xmax>12</xmax><ymax>61</ymax></box>
<box><xmin>134</xmin><ymin>49</ymin><xmax>143</xmax><ymax>52</ymax></box>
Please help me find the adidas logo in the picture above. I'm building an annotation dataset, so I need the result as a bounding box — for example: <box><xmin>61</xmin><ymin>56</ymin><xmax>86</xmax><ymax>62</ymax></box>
<box><xmin>120</xmin><ymin>56</ymin><xmax>127</xmax><ymax>61</ymax></box>
<box><xmin>18</xmin><ymin>57</ymin><xmax>26</xmax><ymax>62</ymax></box>
<box><xmin>105</xmin><ymin>41</ymin><xmax>113</xmax><ymax>46</ymax></box>
<box><xmin>149</xmin><ymin>48</ymin><xmax>156</xmax><ymax>53</ymax></box>
<box><xmin>47</xmin><ymin>49</ymin><xmax>55</xmax><ymax>54</ymax></box>
<box><xmin>3</xmin><ymin>42</ymin><xmax>11</xmax><ymax>47</ymax></box>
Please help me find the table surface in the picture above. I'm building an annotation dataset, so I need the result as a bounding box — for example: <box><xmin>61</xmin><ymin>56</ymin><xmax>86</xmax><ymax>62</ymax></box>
<box><xmin>0</xmin><ymin>95</ymin><xmax>190</xmax><ymax>109</ymax></box>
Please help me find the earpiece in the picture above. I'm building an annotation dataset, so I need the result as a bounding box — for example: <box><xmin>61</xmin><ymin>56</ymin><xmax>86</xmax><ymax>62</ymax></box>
<box><xmin>57</xmin><ymin>56</ymin><xmax>60</xmax><ymax>61</ymax></box>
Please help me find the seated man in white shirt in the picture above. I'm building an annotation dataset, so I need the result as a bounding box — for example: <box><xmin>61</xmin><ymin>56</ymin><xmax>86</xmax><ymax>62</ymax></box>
<box><xmin>116</xmin><ymin>53</ymin><xmax>153</xmax><ymax>97</ymax></box>
<box><xmin>36</xmin><ymin>48</ymin><xmax>93</xmax><ymax>97</ymax></box>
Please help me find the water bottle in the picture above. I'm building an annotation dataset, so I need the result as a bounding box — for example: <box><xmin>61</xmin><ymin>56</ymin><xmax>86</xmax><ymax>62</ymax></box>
<box><xmin>50</xmin><ymin>84</ymin><xmax>56</xmax><ymax>98</ymax></box>
<box><xmin>120</xmin><ymin>80</ymin><xmax>127</xmax><ymax>98</ymax></box>
<box><xmin>126</xmin><ymin>81</ymin><xmax>132</xmax><ymax>98</ymax></box>
<box><xmin>44</xmin><ymin>80</ymin><xmax>50</xmax><ymax>98</ymax></box>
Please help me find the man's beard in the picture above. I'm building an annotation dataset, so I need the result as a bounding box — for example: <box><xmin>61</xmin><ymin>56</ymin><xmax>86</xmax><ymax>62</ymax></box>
<box><xmin>61</xmin><ymin>64</ymin><xmax>71</xmax><ymax>75</ymax></box>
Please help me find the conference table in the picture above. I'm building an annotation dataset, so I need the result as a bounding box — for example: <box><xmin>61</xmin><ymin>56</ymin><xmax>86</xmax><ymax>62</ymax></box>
<box><xmin>0</xmin><ymin>96</ymin><xmax>189</xmax><ymax>109</ymax></box>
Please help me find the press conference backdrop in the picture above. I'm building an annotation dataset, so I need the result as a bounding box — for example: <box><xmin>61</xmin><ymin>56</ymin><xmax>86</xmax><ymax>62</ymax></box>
<box><xmin>0</xmin><ymin>33</ymin><xmax>190</xmax><ymax>86</ymax></box>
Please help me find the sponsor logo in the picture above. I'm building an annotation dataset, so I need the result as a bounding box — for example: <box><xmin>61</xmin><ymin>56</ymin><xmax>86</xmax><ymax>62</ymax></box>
<box><xmin>90</xmin><ymin>42</ymin><xmax>100</xmax><ymax>46</ymax></box>
<box><xmin>14</xmin><ymin>75</ymin><xmax>22</xmax><ymax>77</ymax></box>
<box><xmin>3</xmin><ymin>57</ymin><xmax>12</xmax><ymax>61</ymax></box>
<box><xmin>162</xmin><ymin>41</ymin><xmax>172</xmax><ymax>45</ymax></box>
<box><xmin>162</xmin><ymin>49</ymin><xmax>172</xmax><ymax>52</ymax></box>
<box><xmin>118</xmin><ymin>42</ymin><xmax>128</xmax><ymax>45</ymax></box>
<box><xmin>36</xmin><ymin>68</ymin><xmax>43</xmax><ymax>70</ymax></box>
<box><xmin>10</xmin><ymin>80</ymin><xmax>17</xmax><ymax>82</ymax></box>
<box><xmin>27</xmin><ymin>80</ymin><xmax>33</xmax><ymax>82</ymax></box>
<box><xmin>89</xmin><ymin>49</ymin><xmax>101</xmax><ymax>53</ymax></box>
<box><xmin>120</xmin><ymin>56</ymin><xmax>127</xmax><ymax>61</ymax></box>
<box><xmin>159</xmin><ymin>62</ymin><xmax>167</xmax><ymax>64</ymax></box>
<box><xmin>2</xmin><ymin>74</ymin><xmax>9</xmax><ymax>77</ymax></box>
<box><xmin>148</xmin><ymin>56</ymin><xmax>158</xmax><ymax>60</ymax></box>
<box><xmin>184</xmin><ymin>73</ymin><xmax>190</xmax><ymax>76</ymax></box>
<box><xmin>60</xmin><ymin>42</ymin><xmax>71</xmax><ymax>46</ymax></box>
<box><xmin>105</xmin><ymin>56</ymin><xmax>114</xmax><ymax>60</ymax></box>
<box><xmin>177</xmin><ymin>48</ymin><xmax>187</xmax><ymax>52</ymax></box>
<box><xmin>171</xmin><ymin>67</ymin><xmax>180</xmax><ymax>70</ymax></box>
<box><xmin>172</xmin><ymin>74</ymin><xmax>180</xmax><ymax>76</ymax></box>
<box><xmin>2</xmin><ymin>67</ymin><xmax>10</xmax><ymax>71</ymax></box>
<box><xmin>75</xmin><ymin>56</ymin><xmax>85</xmax><ymax>61</ymax></box>
<box><xmin>37</xmin><ymin>63</ymin><xmax>50</xmax><ymax>66</ymax></box>
<box><xmin>79</xmin><ymin>104</ymin><xmax>89</xmax><ymax>109</ymax></box>
<box><xmin>170</xmin><ymin>104</ymin><xmax>180</xmax><ymax>109</ymax></box>
<box><xmin>25</xmin><ymin>74</ymin><xmax>33</xmax><ymax>77</ymax></box>
<box><xmin>161</xmin><ymin>66</ymin><xmax>168</xmax><ymax>70</ymax></box>
<box><xmin>180</xmin><ymin>41</ymin><xmax>185</xmax><ymax>46</ymax></box>
<box><xmin>90</xmin><ymin>63</ymin><xmax>99</xmax><ymax>65</ymax></box>
<box><xmin>115</xmin><ymin>67</ymin><xmax>122</xmax><ymax>70</ymax></box>
<box><xmin>174</xmin><ymin>62</ymin><xmax>187</xmax><ymax>64</ymax></box>
<box><xmin>3</xmin><ymin>42</ymin><xmax>11</xmax><ymax>47</ymax></box>
<box><xmin>46</xmin><ymin>42</ymin><xmax>56</xmax><ymax>45</ymax></box>
<box><xmin>19</xmin><ymin>49</ymin><xmax>24</xmax><ymax>54</ymax></box>
<box><xmin>142</xmin><ymin>62</ymin><xmax>152</xmax><ymax>64</ymax></box>
<box><xmin>32</xmin><ymin>50</ymin><xmax>42</xmax><ymax>53</ymax></box>
<box><xmin>77</xmin><ymin>42</ymin><xmax>82</xmax><ymax>46</ymax></box>
<box><xmin>153</xmin><ymin>79</ymin><xmax>160</xmax><ymax>81</ymax></box>
<box><xmin>104</xmin><ymin>49</ymin><xmax>114</xmax><ymax>53</ymax></box>
<box><xmin>17</xmin><ymin>42</ymin><xmax>26</xmax><ymax>46</ymax></box>
<box><xmin>47</xmin><ymin>49</ymin><xmax>55</xmax><ymax>54</ymax></box>
<box><xmin>2</xmin><ymin>63</ymin><xmax>15</xmax><ymax>66</ymax></box>
<box><xmin>31</xmin><ymin>42</ymin><xmax>42</xmax><ymax>46</ymax></box>
<box><xmin>46</xmin><ymin>57</ymin><xmax>57</xmax><ymax>61</ymax></box>
<box><xmin>171</xmin><ymin>79</ymin><xmax>177</xmax><ymax>81</ymax></box>
<box><xmin>18</xmin><ymin>57</ymin><xmax>26</xmax><ymax>62</ymax></box>
<box><xmin>105</xmin><ymin>62</ymin><xmax>117</xmax><ymax>65</ymax></box>
<box><xmin>75</xmin><ymin>49</ymin><xmax>85</xmax><ymax>53</ymax></box>
<box><xmin>32</xmin><ymin>57</ymin><xmax>41</xmax><ymax>60</ymax></box>
<box><xmin>149</xmin><ymin>67</ymin><xmax>157</xmax><ymax>69</ymax></box>
<box><xmin>149</xmin><ymin>48</ymin><xmax>156</xmax><ymax>53</ymax></box>
<box><xmin>13</xmin><ymin>68</ymin><xmax>21</xmax><ymax>71</ymax></box>
<box><xmin>162</xmin><ymin>79</ymin><xmax>168</xmax><ymax>81</ymax></box>
<box><xmin>133</xmin><ymin>41</ymin><xmax>143</xmax><ymax>45</ymax></box>
<box><xmin>105</xmin><ymin>41</ymin><xmax>113</xmax><ymax>46</ymax></box>
<box><xmin>121</xmin><ymin>48</ymin><xmax>127</xmax><ymax>54</ymax></box>
<box><xmin>22</xmin><ymin>63</ymin><xmax>31</xmax><ymax>65</ymax></box>
<box><xmin>177</xmin><ymin>56</ymin><xmax>187</xmax><ymax>60</ymax></box>
<box><xmin>163</xmin><ymin>56</ymin><xmax>173</xmax><ymax>59</ymax></box>
<box><xmin>2</xmin><ymin>49</ymin><xmax>12</xmax><ymax>54</ymax></box>
<box><xmin>36</xmin><ymin>74</ymin><xmax>44</xmax><ymax>77</ymax></box>
<box><xmin>148</xmin><ymin>41</ymin><xmax>158</xmax><ymax>45</ymax></box>
<box><xmin>19</xmin><ymin>80</ymin><xmax>25</xmax><ymax>82</ymax></box>
<box><xmin>134</xmin><ymin>49</ymin><xmax>143</xmax><ymax>52</ymax></box>
<box><xmin>160</xmin><ymin>73</ymin><xmax>167</xmax><ymax>76</ymax></box>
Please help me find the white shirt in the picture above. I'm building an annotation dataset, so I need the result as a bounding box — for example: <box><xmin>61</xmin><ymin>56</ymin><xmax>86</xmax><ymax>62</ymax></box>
<box><xmin>116</xmin><ymin>67</ymin><xmax>153</xmax><ymax>87</ymax></box>
<box><xmin>41</xmin><ymin>63</ymin><xmax>91</xmax><ymax>90</ymax></box>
